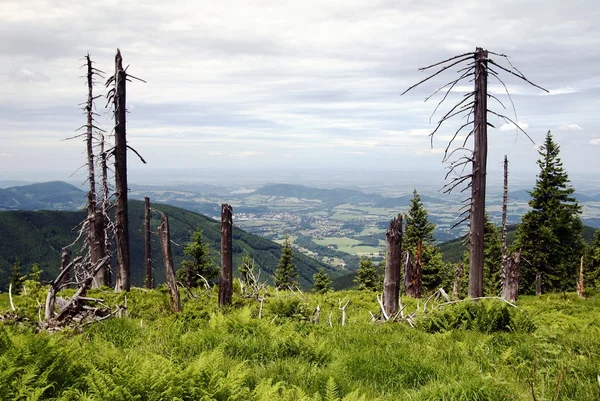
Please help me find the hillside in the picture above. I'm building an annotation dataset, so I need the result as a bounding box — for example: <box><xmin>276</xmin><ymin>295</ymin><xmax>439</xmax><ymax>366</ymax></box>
<box><xmin>0</xmin><ymin>200</ymin><xmax>333</xmax><ymax>290</ymax></box>
<box><xmin>0</xmin><ymin>181</ymin><xmax>86</xmax><ymax>211</ymax></box>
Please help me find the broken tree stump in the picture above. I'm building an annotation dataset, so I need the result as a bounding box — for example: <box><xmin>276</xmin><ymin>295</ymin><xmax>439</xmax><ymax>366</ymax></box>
<box><xmin>383</xmin><ymin>214</ymin><xmax>402</xmax><ymax>316</ymax></box>
<box><xmin>219</xmin><ymin>204</ymin><xmax>233</xmax><ymax>307</ymax></box>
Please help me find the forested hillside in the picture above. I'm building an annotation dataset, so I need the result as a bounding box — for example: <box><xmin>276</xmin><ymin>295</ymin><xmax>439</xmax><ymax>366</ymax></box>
<box><xmin>0</xmin><ymin>181</ymin><xmax>86</xmax><ymax>211</ymax></box>
<box><xmin>0</xmin><ymin>200</ymin><xmax>333</xmax><ymax>290</ymax></box>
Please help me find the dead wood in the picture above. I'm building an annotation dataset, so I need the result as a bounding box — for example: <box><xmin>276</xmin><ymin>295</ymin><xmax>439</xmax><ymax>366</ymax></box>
<box><xmin>144</xmin><ymin>197</ymin><xmax>154</xmax><ymax>289</ymax></box>
<box><xmin>218</xmin><ymin>204</ymin><xmax>233</xmax><ymax>307</ymax></box>
<box><xmin>453</xmin><ymin>262</ymin><xmax>464</xmax><ymax>299</ymax></box>
<box><xmin>159</xmin><ymin>213</ymin><xmax>181</xmax><ymax>312</ymax></box>
<box><xmin>501</xmin><ymin>252</ymin><xmax>521</xmax><ymax>302</ymax></box>
<box><xmin>577</xmin><ymin>255</ymin><xmax>585</xmax><ymax>298</ymax></box>
<box><xmin>383</xmin><ymin>214</ymin><xmax>402</xmax><ymax>315</ymax></box>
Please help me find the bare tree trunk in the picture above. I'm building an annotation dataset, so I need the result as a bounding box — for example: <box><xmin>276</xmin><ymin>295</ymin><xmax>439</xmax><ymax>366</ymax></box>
<box><xmin>499</xmin><ymin>155</ymin><xmax>510</xmax><ymax>296</ymax></box>
<box><xmin>577</xmin><ymin>255</ymin><xmax>585</xmax><ymax>298</ymax></box>
<box><xmin>60</xmin><ymin>248</ymin><xmax>70</xmax><ymax>289</ymax></box>
<box><xmin>403</xmin><ymin>251</ymin><xmax>412</xmax><ymax>296</ymax></box>
<box><xmin>469</xmin><ymin>48</ymin><xmax>489</xmax><ymax>298</ymax></box>
<box><xmin>383</xmin><ymin>214</ymin><xmax>402</xmax><ymax>316</ymax></box>
<box><xmin>535</xmin><ymin>271</ymin><xmax>542</xmax><ymax>296</ymax></box>
<box><xmin>91</xmin><ymin>211</ymin><xmax>107</xmax><ymax>287</ymax></box>
<box><xmin>159</xmin><ymin>213</ymin><xmax>181</xmax><ymax>312</ymax></box>
<box><xmin>113</xmin><ymin>49</ymin><xmax>130</xmax><ymax>292</ymax></box>
<box><xmin>144</xmin><ymin>197</ymin><xmax>154</xmax><ymax>289</ymax></box>
<box><xmin>99</xmin><ymin>133</ymin><xmax>111</xmax><ymax>286</ymax></box>
<box><xmin>453</xmin><ymin>262</ymin><xmax>463</xmax><ymax>299</ymax></box>
<box><xmin>501</xmin><ymin>252</ymin><xmax>521</xmax><ymax>302</ymax></box>
<box><xmin>219</xmin><ymin>204</ymin><xmax>233</xmax><ymax>307</ymax></box>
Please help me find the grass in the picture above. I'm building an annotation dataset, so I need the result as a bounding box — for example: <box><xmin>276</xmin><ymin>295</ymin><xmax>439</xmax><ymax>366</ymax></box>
<box><xmin>1</xmin><ymin>288</ymin><xmax>600</xmax><ymax>400</ymax></box>
<box><xmin>313</xmin><ymin>237</ymin><xmax>382</xmax><ymax>256</ymax></box>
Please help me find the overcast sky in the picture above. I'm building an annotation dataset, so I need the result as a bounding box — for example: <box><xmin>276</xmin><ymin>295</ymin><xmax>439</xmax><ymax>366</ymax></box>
<box><xmin>1</xmin><ymin>0</ymin><xmax>599</xmax><ymax>184</ymax></box>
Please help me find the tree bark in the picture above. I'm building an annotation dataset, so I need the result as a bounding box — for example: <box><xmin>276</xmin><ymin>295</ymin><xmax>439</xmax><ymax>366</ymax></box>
<box><xmin>501</xmin><ymin>252</ymin><xmax>521</xmax><ymax>302</ymax></box>
<box><xmin>383</xmin><ymin>214</ymin><xmax>402</xmax><ymax>316</ymax></box>
<box><xmin>60</xmin><ymin>248</ymin><xmax>71</xmax><ymax>288</ymax></box>
<box><xmin>114</xmin><ymin>49</ymin><xmax>130</xmax><ymax>292</ymax></box>
<box><xmin>159</xmin><ymin>213</ymin><xmax>181</xmax><ymax>312</ymax></box>
<box><xmin>453</xmin><ymin>262</ymin><xmax>463</xmax><ymax>299</ymax></box>
<box><xmin>405</xmin><ymin>238</ymin><xmax>423</xmax><ymax>298</ymax></box>
<box><xmin>577</xmin><ymin>255</ymin><xmax>585</xmax><ymax>298</ymax></box>
<box><xmin>469</xmin><ymin>47</ymin><xmax>488</xmax><ymax>298</ymax></box>
<box><xmin>91</xmin><ymin>210</ymin><xmax>107</xmax><ymax>287</ymax></box>
<box><xmin>219</xmin><ymin>204</ymin><xmax>233</xmax><ymax>307</ymax></box>
<box><xmin>144</xmin><ymin>197</ymin><xmax>154</xmax><ymax>289</ymax></box>
<box><xmin>535</xmin><ymin>271</ymin><xmax>542</xmax><ymax>296</ymax></box>
<box><xmin>99</xmin><ymin>133</ymin><xmax>111</xmax><ymax>286</ymax></box>
<box><xmin>501</xmin><ymin>155</ymin><xmax>509</xmax><ymax>276</ymax></box>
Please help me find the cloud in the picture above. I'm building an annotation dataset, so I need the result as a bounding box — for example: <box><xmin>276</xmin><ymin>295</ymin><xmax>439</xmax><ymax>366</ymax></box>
<box><xmin>0</xmin><ymin>153</ymin><xmax>12</xmax><ymax>158</ymax></box>
<box><xmin>13</xmin><ymin>68</ymin><xmax>50</xmax><ymax>82</ymax></box>
<box><xmin>590</xmin><ymin>139</ymin><xmax>600</xmax><ymax>146</ymax></box>
<box><xmin>558</xmin><ymin>123</ymin><xmax>582</xmax><ymax>131</ymax></box>
<box><xmin>229</xmin><ymin>151</ymin><xmax>260</xmax><ymax>157</ymax></box>
<box><xmin>499</xmin><ymin>121</ymin><xmax>529</xmax><ymax>132</ymax></box>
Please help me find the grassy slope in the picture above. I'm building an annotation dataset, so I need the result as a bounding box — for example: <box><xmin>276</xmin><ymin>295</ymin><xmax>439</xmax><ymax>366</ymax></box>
<box><xmin>1</xmin><ymin>289</ymin><xmax>599</xmax><ymax>400</ymax></box>
<box><xmin>0</xmin><ymin>200</ymin><xmax>331</xmax><ymax>290</ymax></box>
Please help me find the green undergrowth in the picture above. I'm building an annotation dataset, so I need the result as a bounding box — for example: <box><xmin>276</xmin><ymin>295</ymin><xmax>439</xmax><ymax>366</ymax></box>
<box><xmin>1</xmin><ymin>288</ymin><xmax>599</xmax><ymax>400</ymax></box>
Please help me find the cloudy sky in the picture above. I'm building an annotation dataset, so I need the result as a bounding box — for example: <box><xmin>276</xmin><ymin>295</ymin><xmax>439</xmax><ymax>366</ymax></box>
<box><xmin>1</xmin><ymin>0</ymin><xmax>599</xmax><ymax>183</ymax></box>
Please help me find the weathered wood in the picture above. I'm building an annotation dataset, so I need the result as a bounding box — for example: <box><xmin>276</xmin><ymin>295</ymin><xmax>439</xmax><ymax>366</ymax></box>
<box><xmin>535</xmin><ymin>271</ymin><xmax>542</xmax><ymax>296</ymax></box>
<box><xmin>501</xmin><ymin>252</ymin><xmax>521</xmax><ymax>302</ymax></box>
<box><xmin>453</xmin><ymin>262</ymin><xmax>463</xmax><ymax>299</ymax></box>
<box><xmin>406</xmin><ymin>238</ymin><xmax>423</xmax><ymax>298</ymax></box>
<box><xmin>60</xmin><ymin>248</ymin><xmax>70</xmax><ymax>288</ymax></box>
<box><xmin>469</xmin><ymin>47</ymin><xmax>488</xmax><ymax>298</ymax></box>
<box><xmin>114</xmin><ymin>49</ymin><xmax>130</xmax><ymax>292</ymax></box>
<box><xmin>159</xmin><ymin>213</ymin><xmax>181</xmax><ymax>313</ymax></box>
<box><xmin>403</xmin><ymin>250</ymin><xmax>412</xmax><ymax>296</ymax></box>
<box><xmin>99</xmin><ymin>133</ymin><xmax>111</xmax><ymax>286</ymax></box>
<box><xmin>577</xmin><ymin>255</ymin><xmax>585</xmax><ymax>298</ymax></box>
<box><xmin>383</xmin><ymin>214</ymin><xmax>402</xmax><ymax>316</ymax></box>
<box><xmin>91</xmin><ymin>211</ymin><xmax>107</xmax><ymax>287</ymax></box>
<box><xmin>144</xmin><ymin>197</ymin><xmax>154</xmax><ymax>289</ymax></box>
<box><xmin>219</xmin><ymin>204</ymin><xmax>233</xmax><ymax>307</ymax></box>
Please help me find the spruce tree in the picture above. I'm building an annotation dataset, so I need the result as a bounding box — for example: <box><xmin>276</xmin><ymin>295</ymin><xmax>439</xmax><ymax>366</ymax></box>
<box><xmin>9</xmin><ymin>261</ymin><xmax>25</xmax><ymax>295</ymax></box>
<box><xmin>181</xmin><ymin>228</ymin><xmax>218</xmax><ymax>287</ymax></box>
<box><xmin>274</xmin><ymin>235</ymin><xmax>298</xmax><ymax>288</ymax></box>
<box><xmin>313</xmin><ymin>267</ymin><xmax>332</xmax><ymax>293</ymax></box>
<box><xmin>354</xmin><ymin>258</ymin><xmax>379</xmax><ymax>291</ymax></box>
<box><xmin>404</xmin><ymin>189</ymin><xmax>443</xmax><ymax>290</ymax></box>
<box><xmin>513</xmin><ymin>131</ymin><xmax>584</xmax><ymax>293</ymax></box>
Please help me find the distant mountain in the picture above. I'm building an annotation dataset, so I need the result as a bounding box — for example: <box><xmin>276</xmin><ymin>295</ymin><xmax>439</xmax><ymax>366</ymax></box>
<box><xmin>510</xmin><ymin>189</ymin><xmax>600</xmax><ymax>203</ymax></box>
<box><xmin>251</xmin><ymin>183</ymin><xmax>444</xmax><ymax>207</ymax></box>
<box><xmin>0</xmin><ymin>181</ymin><xmax>86</xmax><ymax>211</ymax></box>
<box><xmin>0</xmin><ymin>200</ymin><xmax>333</xmax><ymax>291</ymax></box>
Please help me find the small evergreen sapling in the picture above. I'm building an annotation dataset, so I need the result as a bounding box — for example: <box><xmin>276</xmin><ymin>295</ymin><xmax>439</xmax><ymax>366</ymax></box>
<box><xmin>274</xmin><ymin>235</ymin><xmax>298</xmax><ymax>289</ymax></box>
<box><xmin>313</xmin><ymin>267</ymin><xmax>332</xmax><ymax>293</ymax></box>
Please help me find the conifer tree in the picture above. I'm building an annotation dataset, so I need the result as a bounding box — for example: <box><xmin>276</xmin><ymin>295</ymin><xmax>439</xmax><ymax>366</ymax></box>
<box><xmin>404</xmin><ymin>189</ymin><xmax>443</xmax><ymax>290</ymax></box>
<box><xmin>354</xmin><ymin>258</ymin><xmax>379</xmax><ymax>291</ymax></box>
<box><xmin>313</xmin><ymin>267</ymin><xmax>332</xmax><ymax>293</ymax></box>
<box><xmin>274</xmin><ymin>235</ymin><xmax>298</xmax><ymax>288</ymax></box>
<box><xmin>9</xmin><ymin>261</ymin><xmax>25</xmax><ymax>295</ymax></box>
<box><xmin>513</xmin><ymin>131</ymin><xmax>584</xmax><ymax>293</ymax></box>
<box><xmin>181</xmin><ymin>228</ymin><xmax>218</xmax><ymax>287</ymax></box>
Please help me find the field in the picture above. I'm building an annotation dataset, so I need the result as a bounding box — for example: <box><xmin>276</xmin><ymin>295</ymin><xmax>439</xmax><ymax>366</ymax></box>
<box><xmin>1</xmin><ymin>287</ymin><xmax>600</xmax><ymax>400</ymax></box>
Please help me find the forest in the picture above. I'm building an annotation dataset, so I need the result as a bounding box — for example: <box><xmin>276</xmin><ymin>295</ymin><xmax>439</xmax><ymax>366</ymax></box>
<box><xmin>1</xmin><ymin>47</ymin><xmax>600</xmax><ymax>401</ymax></box>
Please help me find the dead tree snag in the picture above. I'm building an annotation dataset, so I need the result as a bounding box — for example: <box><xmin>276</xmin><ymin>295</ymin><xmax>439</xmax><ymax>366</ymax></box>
<box><xmin>401</xmin><ymin>48</ymin><xmax>547</xmax><ymax>298</ymax></box>
<box><xmin>383</xmin><ymin>214</ymin><xmax>402</xmax><ymax>316</ymax></box>
<box><xmin>577</xmin><ymin>255</ymin><xmax>585</xmax><ymax>298</ymax></box>
<box><xmin>501</xmin><ymin>251</ymin><xmax>521</xmax><ymax>302</ymax></box>
<box><xmin>453</xmin><ymin>262</ymin><xmax>464</xmax><ymax>299</ymax></box>
<box><xmin>159</xmin><ymin>213</ymin><xmax>181</xmax><ymax>313</ymax></box>
<box><xmin>105</xmin><ymin>49</ymin><xmax>146</xmax><ymax>292</ymax></box>
<box><xmin>60</xmin><ymin>248</ymin><xmax>71</xmax><ymax>288</ymax></box>
<box><xmin>144</xmin><ymin>197</ymin><xmax>154</xmax><ymax>289</ymax></box>
<box><xmin>219</xmin><ymin>204</ymin><xmax>233</xmax><ymax>307</ymax></box>
<box><xmin>406</xmin><ymin>239</ymin><xmax>423</xmax><ymax>298</ymax></box>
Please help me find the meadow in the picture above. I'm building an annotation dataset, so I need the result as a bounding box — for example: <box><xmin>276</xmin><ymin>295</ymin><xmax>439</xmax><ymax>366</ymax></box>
<box><xmin>1</xmin><ymin>286</ymin><xmax>599</xmax><ymax>400</ymax></box>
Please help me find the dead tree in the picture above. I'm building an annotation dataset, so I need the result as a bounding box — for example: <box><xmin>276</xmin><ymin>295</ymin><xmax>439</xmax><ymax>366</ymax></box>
<box><xmin>577</xmin><ymin>255</ymin><xmax>585</xmax><ymax>298</ymax></box>
<box><xmin>535</xmin><ymin>272</ymin><xmax>542</xmax><ymax>296</ymax></box>
<box><xmin>401</xmin><ymin>48</ymin><xmax>547</xmax><ymax>298</ymax></box>
<box><xmin>383</xmin><ymin>214</ymin><xmax>402</xmax><ymax>316</ymax></box>
<box><xmin>144</xmin><ymin>197</ymin><xmax>154</xmax><ymax>289</ymax></box>
<box><xmin>99</xmin><ymin>133</ymin><xmax>112</xmax><ymax>285</ymax></box>
<box><xmin>501</xmin><ymin>252</ymin><xmax>521</xmax><ymax>302</ymax></box>
<box><xmin>406</xmin><ymin>239</ymin><xmax>423</xmax><ymax>298</ymax></box>
<box><xmin>453</xmin><ymin>262</ymin><xmax>464</xmax><ymax>299</ymax></box>
<box><xmin>219</xmin><ymin>204</ymin><xmax>233</xmax><ymax>307</ymax></box>
<box><xmin>501</xmin><ymin>156</ymin><xmax>509</xmax><ymax>268</ymax></box>
<box><xmin>105</xmin><ymin>49</ymin><xmax>146</xmax><ymax>292</ymax></box>
<box><xmin>60</xmin><ymin>248</ymin><xmax>71</xmax><ymax>288</ymax></box>
<box><xmin>159</xmin><ymin>213</ymin><xmax>181</xmax><ymax>312</ymax></box>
